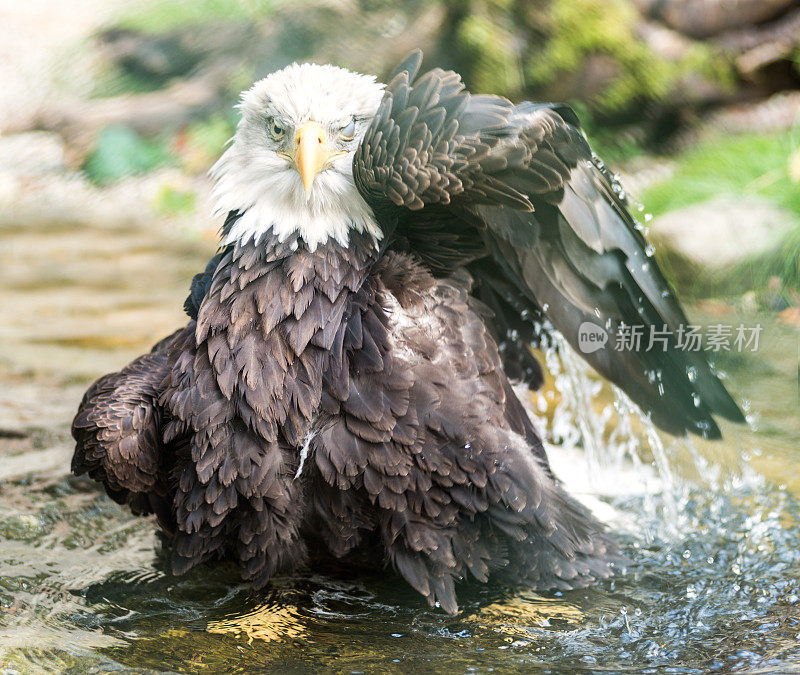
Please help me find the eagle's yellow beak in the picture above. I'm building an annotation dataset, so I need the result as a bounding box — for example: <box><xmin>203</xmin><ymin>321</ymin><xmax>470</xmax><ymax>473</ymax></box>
<box><xmin>295</xmin><ymin>121</ymin><xmax>330</xmax><ymax>197</ymax></box>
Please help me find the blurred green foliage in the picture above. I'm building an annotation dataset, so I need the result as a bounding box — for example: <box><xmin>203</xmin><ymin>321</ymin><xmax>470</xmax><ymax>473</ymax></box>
<box><xmin>182</xmin><ymin>114</ymin><xmax>237</xmax><ymax>167</ymax></box>
<box><xmin>744</xmin><ymin>226</ymin><xmax>800</xmax><ymax>293</ymax></box>
<box><xmin>643</xmin><ymin>131</ymin><xmax>800</xmax><ymax>219</ymax></box>
<box><xmin>118</xmin><ymin>0</ymin><xmax>275</xmax><ymax>33</ymax></box>
<box><xmin>526</xmin><ymin>0</ymin><xmax>672</xmax><ymax>111</ymax></box>
<box><xmin>572</xmin><ymin>100</ymin><xmax>648</xmax><ymax>164</ymax></box>
<box><xmin>101</xmin><ymin>0</ymin><xmax>737</xmax><ymax>119</ymax></box>
<box><xmin>83</xmin><ymin>126</ymin><xmax>174</xmax><ymax>185</ymax></box>
<box><xmin>153</xmin><ymin>185</ymin><xmax>197</xmax><ymax>216</ymax></box>
<box><xmin>453</xmin><ymin>0</ymin><xmax>521</xmax><ymax>98</ymax></box>
<box><xmin>449</xmin><ymin>0</ymin><xmax>734</xmax><ymax>113</ymax></box>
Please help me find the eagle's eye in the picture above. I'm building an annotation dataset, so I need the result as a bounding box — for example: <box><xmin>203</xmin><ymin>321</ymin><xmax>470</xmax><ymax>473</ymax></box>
<box><xmin>269</xmin><ymin>119</ymin><xmax>286</xmax><ymax>141</ymax></box>
<box><xmin>340</xmin><ymin>119</ymin><xmax>356</xmax><ymax>141</ymax></box>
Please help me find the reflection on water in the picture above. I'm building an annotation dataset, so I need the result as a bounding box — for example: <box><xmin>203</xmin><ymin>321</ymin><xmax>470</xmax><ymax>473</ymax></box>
<box><xmin>207</xmin><ymin>597</ymin><xmax>307</xmax><ymax>644</ymax></box>
<box><xmin>1</xmin><ymin>214</ymin><xmax>800</xmax><ymax>672</ymax></box>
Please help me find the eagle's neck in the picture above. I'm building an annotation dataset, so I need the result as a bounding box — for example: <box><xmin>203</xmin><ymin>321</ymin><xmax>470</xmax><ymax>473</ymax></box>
<box><xmin>216</xmin><ymin>226</ymin><xmax>380</xmax><ymax>273</ymax></box>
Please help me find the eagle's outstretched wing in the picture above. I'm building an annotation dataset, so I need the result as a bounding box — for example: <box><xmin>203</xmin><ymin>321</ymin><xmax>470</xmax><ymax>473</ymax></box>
<box><xmin>353</xmin><ymin>51</ymin><xmax>744</xmax><ymax>438</ymax></box>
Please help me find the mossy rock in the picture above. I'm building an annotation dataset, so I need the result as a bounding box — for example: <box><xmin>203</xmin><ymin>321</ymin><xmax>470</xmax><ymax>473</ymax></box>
<box><xmin>446</xmin><ymin>0</ymin><xmax>733</xmax><ymax>116</ymax></box>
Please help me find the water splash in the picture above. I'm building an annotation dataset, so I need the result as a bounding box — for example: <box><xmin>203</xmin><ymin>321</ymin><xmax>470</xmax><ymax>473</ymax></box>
<box><xmin>533</xmin><ymin>331</ymin><xmax>755</xmax><ymax>538</ymax></box>
<box><xmin>542</xmin><ymin>331</ymin><xmax>606</xmax><ymax>476</ymax></box>
<box><xmin>591</xmin><ymin>152</ymin><xmax>653</xmax><ymax>235</ymax></box>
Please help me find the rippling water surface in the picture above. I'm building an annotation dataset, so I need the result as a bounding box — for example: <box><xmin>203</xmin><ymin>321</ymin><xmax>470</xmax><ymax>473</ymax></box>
<box><xmin>1</xmin><ymin>215</ymin><xmax>799</xmax><ymax>673</ymax></box>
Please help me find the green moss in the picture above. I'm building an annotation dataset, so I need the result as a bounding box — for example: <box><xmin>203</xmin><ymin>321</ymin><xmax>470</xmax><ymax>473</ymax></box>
<box><xmin>115</xmin><ymin>0</ymin><xmax>275</xmax><ymax>33</ymax></box>
<box><xmin>522</xmin><ymin>0</ymin><xmax>735</xmax><ymax>113</ymax></box>
<box><xmin>681</xmin><ymin>42</ymin><xmax>737</xmax><ymax>92</ymax></box>
<box><xmin>455</xmin><ymin>10</ymin><xmax>522</xmax><ymax>97</ymax></box>
<box><xmin>642</xmin><ymin>131</ymin><xmax>800</xmax><ymax>218</ymax></box>
<box><xmin>526</xmin><ymin>0</ymin><xmax>670</xmax><ymax>111</ymax></box>
<box><xmin>83</xmin><ymin>125</ymin><xmax>174</xmax><ymax>185</ymax></box>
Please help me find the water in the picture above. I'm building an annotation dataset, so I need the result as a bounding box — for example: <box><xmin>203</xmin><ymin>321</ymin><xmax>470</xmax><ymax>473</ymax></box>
<box><xmin>2</xmin><ymin>213</ymin><xmax>800</xmax><ymax>672</ymax></box>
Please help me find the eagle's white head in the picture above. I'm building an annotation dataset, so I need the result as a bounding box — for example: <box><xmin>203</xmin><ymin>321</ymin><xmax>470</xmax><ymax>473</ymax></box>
<box><xmin>211</xmin><ymin>63</ymin><xmax>386</xmax><ymax>251</ymax></box>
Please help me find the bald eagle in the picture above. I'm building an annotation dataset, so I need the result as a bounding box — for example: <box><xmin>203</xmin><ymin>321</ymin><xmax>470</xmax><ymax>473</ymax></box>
<box><xmin>72</xmin><ymin>52</ymin><xmax>743</xmax><ymax>613</ymax></box>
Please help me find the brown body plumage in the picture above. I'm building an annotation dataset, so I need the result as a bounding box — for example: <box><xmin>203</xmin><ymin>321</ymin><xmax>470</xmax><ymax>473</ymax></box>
<box><xmin>72</xmin><ymin>52</ymin><xmax>741</xmax><ymax>612</ymax></box>
<box><xmin>74</xmin><ymin>230</ymin><xmax>615</xmax><ymax>613</ymax></box>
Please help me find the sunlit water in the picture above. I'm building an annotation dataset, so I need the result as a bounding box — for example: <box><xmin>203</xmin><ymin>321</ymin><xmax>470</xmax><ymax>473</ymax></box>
<box><xmin>2</xmin><ymin>213</ymin><xmax>800</xmax><ymax>673</ymax></box>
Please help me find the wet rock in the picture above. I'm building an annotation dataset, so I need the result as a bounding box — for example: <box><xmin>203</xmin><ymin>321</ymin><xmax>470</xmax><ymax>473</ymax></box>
<box><xmin>649</xmin><ymin>196</ymin><xmax>797</xmax><ymax>269</ymax></box>
<box><xmin>669</xmin><ymin>91</ymin><xmax>800</xmax><ymax>152</ymax></box>
<box><xmin>705</xmin><ymin>92</ymin><xmax>800</xmax><ymax>137</ymax></box>
<box><xmin>633</xmin><ymin>0</ymin><xmax>797</xmax><ymax>39</ymax></box>
<box><xmin>636</xmin><ymin>20</ymin><xmax>695</xmax><ymax>62</ymax></box>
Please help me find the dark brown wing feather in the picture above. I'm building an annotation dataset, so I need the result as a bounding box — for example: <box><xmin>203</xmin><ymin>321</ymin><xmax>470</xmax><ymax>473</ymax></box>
<box><xmin>354</xmin><ymin>51</ymin><xmax>744</xmax><ymax>438</ymax></box>
<box><xmin>71</xmin><ymin>336</ymin><xmax>175</xmax><ymax>526</ymax></box>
